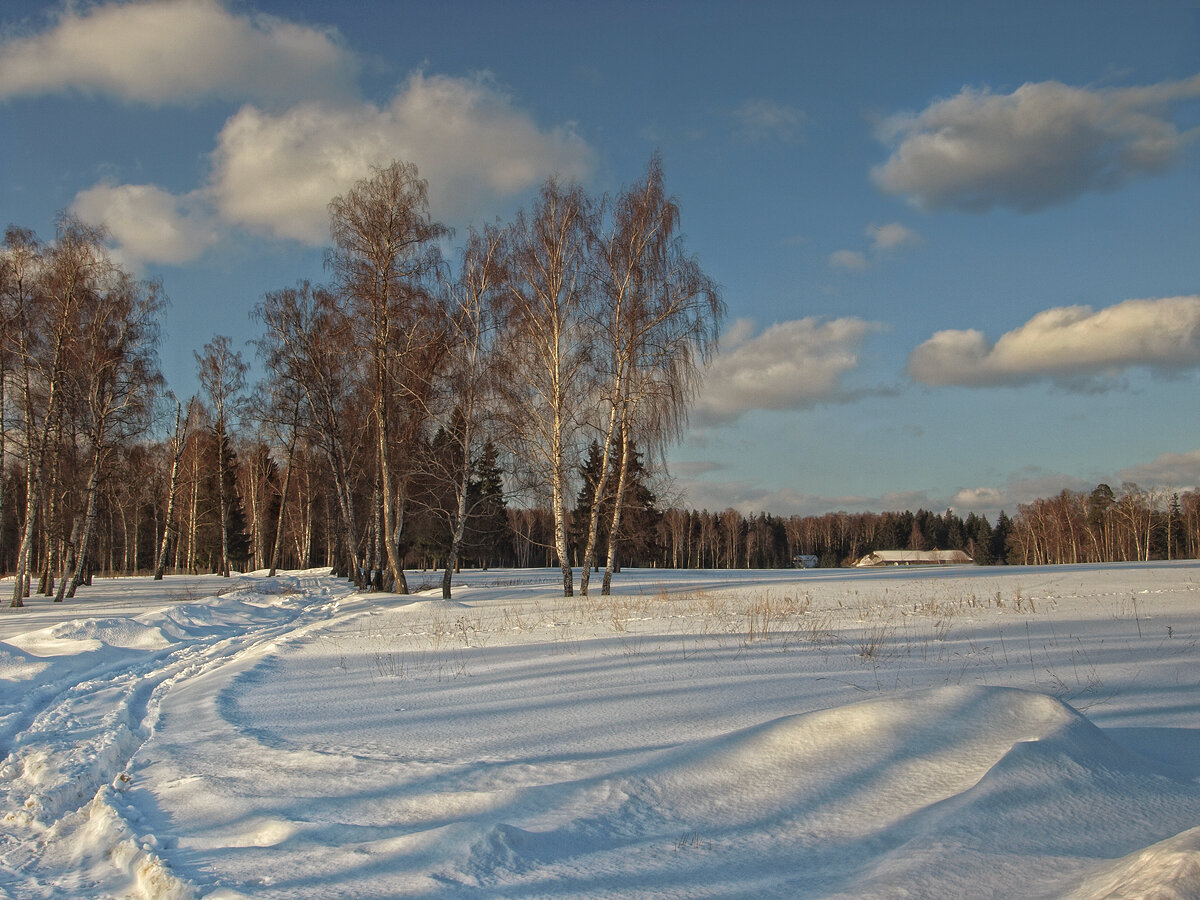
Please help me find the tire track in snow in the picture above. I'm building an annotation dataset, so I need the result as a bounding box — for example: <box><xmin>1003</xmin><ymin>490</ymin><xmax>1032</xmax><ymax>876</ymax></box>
<box><xmin>0</xmin><ymin>575</ymin><xmax>354</xmax><ymax>899</ymax></box>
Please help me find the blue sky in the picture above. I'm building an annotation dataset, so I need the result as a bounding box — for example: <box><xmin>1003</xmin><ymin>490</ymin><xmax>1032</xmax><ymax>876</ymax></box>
<box><xmin>2</xmin><ymin>0</ymin><xmax>1198</xmax><ymax>520</ymax></box>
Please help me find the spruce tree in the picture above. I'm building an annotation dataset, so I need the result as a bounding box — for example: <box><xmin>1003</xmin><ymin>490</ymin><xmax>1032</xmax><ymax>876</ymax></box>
<box><xmin>572</xmin><ymin>441</ymin><xmax>609</xmax><ymax>569</ymax></box>
<box><xmin>464</xmin><ymin>441</ymin><xmax>511</xmax><ymax>568</ymax></box>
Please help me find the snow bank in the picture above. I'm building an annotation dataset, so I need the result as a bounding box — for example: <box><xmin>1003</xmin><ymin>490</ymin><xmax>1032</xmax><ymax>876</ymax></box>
<box><xmin>1069</xmin><ymin>826</ymin><xmax>1200</xmax><ymax>899</ymax></box>
<box><xmin>446</xmin><ymin>686</ymin><xmax>1200</xmax><ymax>896</ymax></box>
<box><xmin>0</xmin><ymin>642</ymin><xmax>49</xmax><ymax>681</ymax></box>
<box><xmin>9</xmin><ymin>617</ymin><xmax>171</xmax><ymax>656</ymax></box>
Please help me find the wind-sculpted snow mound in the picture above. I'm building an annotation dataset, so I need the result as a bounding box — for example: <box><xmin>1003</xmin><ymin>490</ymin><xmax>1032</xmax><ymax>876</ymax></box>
<box><xmin>450</xmin><ymin>686</ymin><xmax>1200</xmax><ymax>897</ymax></box>
<box><xmin>150</xmin><ymin>595</ymin><xmax>303</xmax><ymax>642</ymax></box>
<box><xmin>7</xmin><ymin>617</ymin><xmax>171</xmax><ymax>655</ymax></box>
<box><xmin>0</xmin><ymin>641</ymin><xmax>50</xmax><ymax>680</ymax></box>
<box><xmin>1068</xmin><ymin>825</ymin><xmax>1200</xmax><ymax>900</ymax></box>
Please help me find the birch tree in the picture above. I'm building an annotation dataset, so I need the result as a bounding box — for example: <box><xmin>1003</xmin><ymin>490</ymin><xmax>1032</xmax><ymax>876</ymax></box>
<box><xmin>432</xmin><ymin>226</ymin><xmax>506</xmax><ymax>600</ymax></box>
<box><xmin>196</xmin><ymin>336</ymin><xmax>246</xmax><ymax>578</ymax></box>
<box><xmin>497</xmin><ymin>179</ymin><xmax>594</xmax><ymax>597</ymax></box>
<box><xmin>59</xmin><ymin>268</ymin><xmax>164</xmax><ymax>598</ymax></box>
<box><xmin>254</xmin><ymin>282</ymin><xmax>367</xmax><ymax>586</ymax></box>
<box><xmin>153</xmin><ymin>398</ymin><xmax>195</xmax><ymax>579</ymax></box>
<box><xmin>328</xmin><ymin>161</ymin><xmax>448</xmax><ymax>593</ymax></box>
<box><xmin>7</xmin><ymin>219</ymin><xmax>109</xmax><ymax>606</ymax></box>
<box><xmin>593</xmin><ymin>156</ymin><xmax>723</xmax><ymax>594</ymax></box>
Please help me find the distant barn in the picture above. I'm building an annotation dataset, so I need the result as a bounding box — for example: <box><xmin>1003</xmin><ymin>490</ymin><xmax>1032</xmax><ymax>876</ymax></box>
<box><xmin>854</xmin><ymin>549</ymin><xmax>974</xmax><ymax>567</ymax></box>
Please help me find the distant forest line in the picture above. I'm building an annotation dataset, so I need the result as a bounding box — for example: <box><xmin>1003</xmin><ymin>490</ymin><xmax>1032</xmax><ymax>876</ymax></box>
<box><xmin>1</xmin><ymin>434</ymin><xmax>1195</xmax><ymax>578</ymax></box>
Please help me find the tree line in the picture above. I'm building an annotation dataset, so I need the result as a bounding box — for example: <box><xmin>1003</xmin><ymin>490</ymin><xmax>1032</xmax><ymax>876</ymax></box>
<box><xmin>4</xmin><ymin>161</ymin><xmax>1197</xmax><ymax>609</ymax></box>
<box><xmin>2</xmin><ymin>155</ymin><xmax>722</xmax><ymax>604</ymax></box>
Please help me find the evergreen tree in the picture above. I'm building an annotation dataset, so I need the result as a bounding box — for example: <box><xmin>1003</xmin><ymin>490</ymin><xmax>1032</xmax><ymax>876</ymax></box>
<box><xmin>195</xmin><ymin>429</ymin><xmax>250</xmax><ymax>573</ymax></box>
<box><xmin>464</xmin><ymin>441</ymin><xmax>511</xmax><ymax>568</ymax></box>
<box><xmin>1167</xmin><ymin>492</ymin><xmax>1183</xmax><ymax>561</ymax></box>
<box><xmin>965</xmin><ymin>512</ymin><xmax>994</xmax><ymax>564</ymax></box>
<box><xmin>609</xmin><ymin>446</ymin><xmax>660</xmax><ymax>568</ymax></box>
<box><xmin>572</xmin><ymin>441</ymin><xmax>609</xmax><ymax>568</ymax></box>
<box><xmin>992</xmin><ymin>510</ymin><xmax>1013</xmax><ymax>565</ymax></box>
<box><xmin>943</xmin><ymin>510</ymin><xmax>966</xmax><ymax>550</ymax></box>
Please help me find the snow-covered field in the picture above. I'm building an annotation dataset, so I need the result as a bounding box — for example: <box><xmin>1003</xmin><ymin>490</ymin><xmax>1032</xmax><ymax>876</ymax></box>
<box><xmin>2</xmin><ymin>562</ymin><xmax>1199</xmax><ymax>899</ymax></box>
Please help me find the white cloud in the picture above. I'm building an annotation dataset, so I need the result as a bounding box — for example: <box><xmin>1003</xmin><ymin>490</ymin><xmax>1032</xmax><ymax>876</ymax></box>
<box><xmin>948</xmin><ymin>487</ymin><xmax>1007</xmax><ymax>512</ymax></box>
<box><xmin>831</xmin><ymin>223</ymin><xmax>920</xmax><ymax>271</ymax></box>
<box><xmin>908</xmin><ymin>296</ymin><xmax>1200</xmax><ymax>387</ymax></box>
<box><xmin>694</xmin><ymin>317</ymin><xmax>885</xmax><ymax>425</ymax></box>
<box><xmin>72</xmin><ymin>70</ymin><xmax>596</xmax><ymax>256</ymax></box>
<box><xmin>1117</xmin><ymin>449</ymin><xmax>1200</xmax><ymax>490</ymax></box>
<box><xmin>829</xmin><ymin>249</ymin><xmax>867</xmax><ymax>270</ymax></box>
<box><xmin>872</xmin><ymin>75</ymin><xmax>1200</xmax><ymax>212</ymax></box>
<box><xmin>669</xmin><ymin>473</ymin><xmax>949</xmax><ymax>518</ymax></box>
<box><xmin>0</xmin><ymin>0</ymin><xmax>356</xmax><ymax>106</ymax></box>
<box><xmin>209</xmin><ymin>72</ymin><xmax>595</xmax><ymax>243</ymax></box>
<box><xmin>71</xmin><ymin>182</ymin><xmax>219</xmax><ymax>266</ymax></box>
<box><xmin>732</xmin><ymin>98</ymin><xmax>804</xmax><ymax>144</ymax></box>
<box><xmin>867</xmin><ymin>222</ymin><xmax>920</xmax><ymax>251</ymax></box>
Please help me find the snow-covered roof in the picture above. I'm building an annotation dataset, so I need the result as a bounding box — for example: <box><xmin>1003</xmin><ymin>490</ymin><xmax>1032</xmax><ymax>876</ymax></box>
<box><xmin>855</xmin><ymin>549</ymin><xmax>974</xmax><ymax>567</ymax></box>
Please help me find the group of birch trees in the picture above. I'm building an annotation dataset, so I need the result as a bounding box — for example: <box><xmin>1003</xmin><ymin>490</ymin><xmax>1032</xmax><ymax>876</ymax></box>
<box><xmin>254</xmin><ymin>154</ymin><xmax>723</xmax><ymax>598</ymax></box>
<box><xmin>0</xmin><ymin>155</ymin><xmax>721</xmax><ymax>605</ymax></box>
<box><xmin>1007</xmin><ymin>483</ymin><xmax>1196</xmax><ymax>565</ymax></box>
<box><xmin>1</xmin><ymin>220</ymin><xmax>163</xmax><ymax>606</ymax></box>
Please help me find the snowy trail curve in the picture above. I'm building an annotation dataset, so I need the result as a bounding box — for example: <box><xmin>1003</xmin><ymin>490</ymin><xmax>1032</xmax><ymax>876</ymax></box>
<box><xmin>0</xmin><ymin>573</ymin><xmax>354</xmax><ymax>899</ymax></box>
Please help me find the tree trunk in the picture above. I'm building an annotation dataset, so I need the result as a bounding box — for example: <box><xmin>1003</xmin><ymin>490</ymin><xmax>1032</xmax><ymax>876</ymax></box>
<box><xmin>268</xmin><ymin>438</ymin><xmax>294</xmax><ymax>577</ymax></box>
<box><xmin>579</xmin><ymin>399</ymin><xmax>620</xmax><ymax>597</ymax></box>
<box><xmin>154</xmin><ymin>405</ymin><xmax>186</xmax><ymax>579</ymax></box>
<box><xmin>552</xmin><ymin>454</ymin><xmax>574</xmax><ymax>597</ymax></box>
<box><xmin>376</xmin><ymin>398</ymin><xmax>409</xmax><ymax>594</ymax></box>
<box><xmin>441</xmin><ymin>416</ymin><xmax>474</xmax><ymax>601</ymax></box>
<box><xmin>216</xmin><ymin>422</ymin><xmax>230</xmax><ymax>577</ymax></box>
<box><xmin>601</xmin><ymin>421</ymin><xmax>632</xmax><ymax>596</ymax></box>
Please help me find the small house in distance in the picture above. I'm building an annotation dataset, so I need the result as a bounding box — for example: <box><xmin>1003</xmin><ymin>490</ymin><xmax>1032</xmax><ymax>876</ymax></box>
<box><xmin>854</xmin><ymin>549</ymin><xmax>974</xmax><ymax>567</ymax></box>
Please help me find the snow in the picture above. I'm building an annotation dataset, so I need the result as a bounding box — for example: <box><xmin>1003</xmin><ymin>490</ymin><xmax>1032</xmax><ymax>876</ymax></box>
<box><xmin>1</xmin><ymin>562</ymin><xmax>1198</xmax><ymax>898</ymax></box>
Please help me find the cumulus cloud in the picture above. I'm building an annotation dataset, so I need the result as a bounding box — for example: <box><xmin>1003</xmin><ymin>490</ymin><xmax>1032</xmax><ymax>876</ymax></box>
<box><xmin>908</xmin><ymin>296</ymin><xmax>1200</xmax><ymax>387</ymax></box>
<box><xmin>72</xmin><ymin>71</ymin><xmax>595</xmax><ymax>259</ymax></box>
<box><xmin>71</xmin><ymin>182</ymin><xmax>219</xmax><ymax>266</ymax></box>
<box><xmin>829</xmin><ymin>249</ymin><xmax>867</xmax><ymax>270</ymax></box>
<box><xmin>209</xmin><ymin>72</ymin><xmax>595</xmax><ymax>242</ymax></box>
<box><xmin>694</xmin><ymin>317</ymin><xmax>886</xmax><ymax>425</ymax></box>
<box><xmin>872</xmin><ymin>75</ymin><xmax>1200</xmax><ymax>212</ymax></box>
<box><xmin>732</xmin><ymin>98</ymin><xmax>804</xmax><ymax>144</ymax></box>
<box><xmin>948</xmin><ymin>487</ymin><xmax>1008</xmax><ymax>513</ymax></box>
<box><xmin>1117</xmin><ymin>449</ymin><xmax>1200</xmax><ymax>490</ymax></box>
<box><xmin>831</xmin><ymin>222</ymin><xmax>920</xmax><ymax>270</ymax></box>
<box><xmin>867</xmin><ymin>222</ymin><xmax>921</xmax><ymax>251</ymax></box>
<box><xmin>0</xmin><ymin>0</ymin><xmax>358</xmax><ymax>106</ymax></box>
